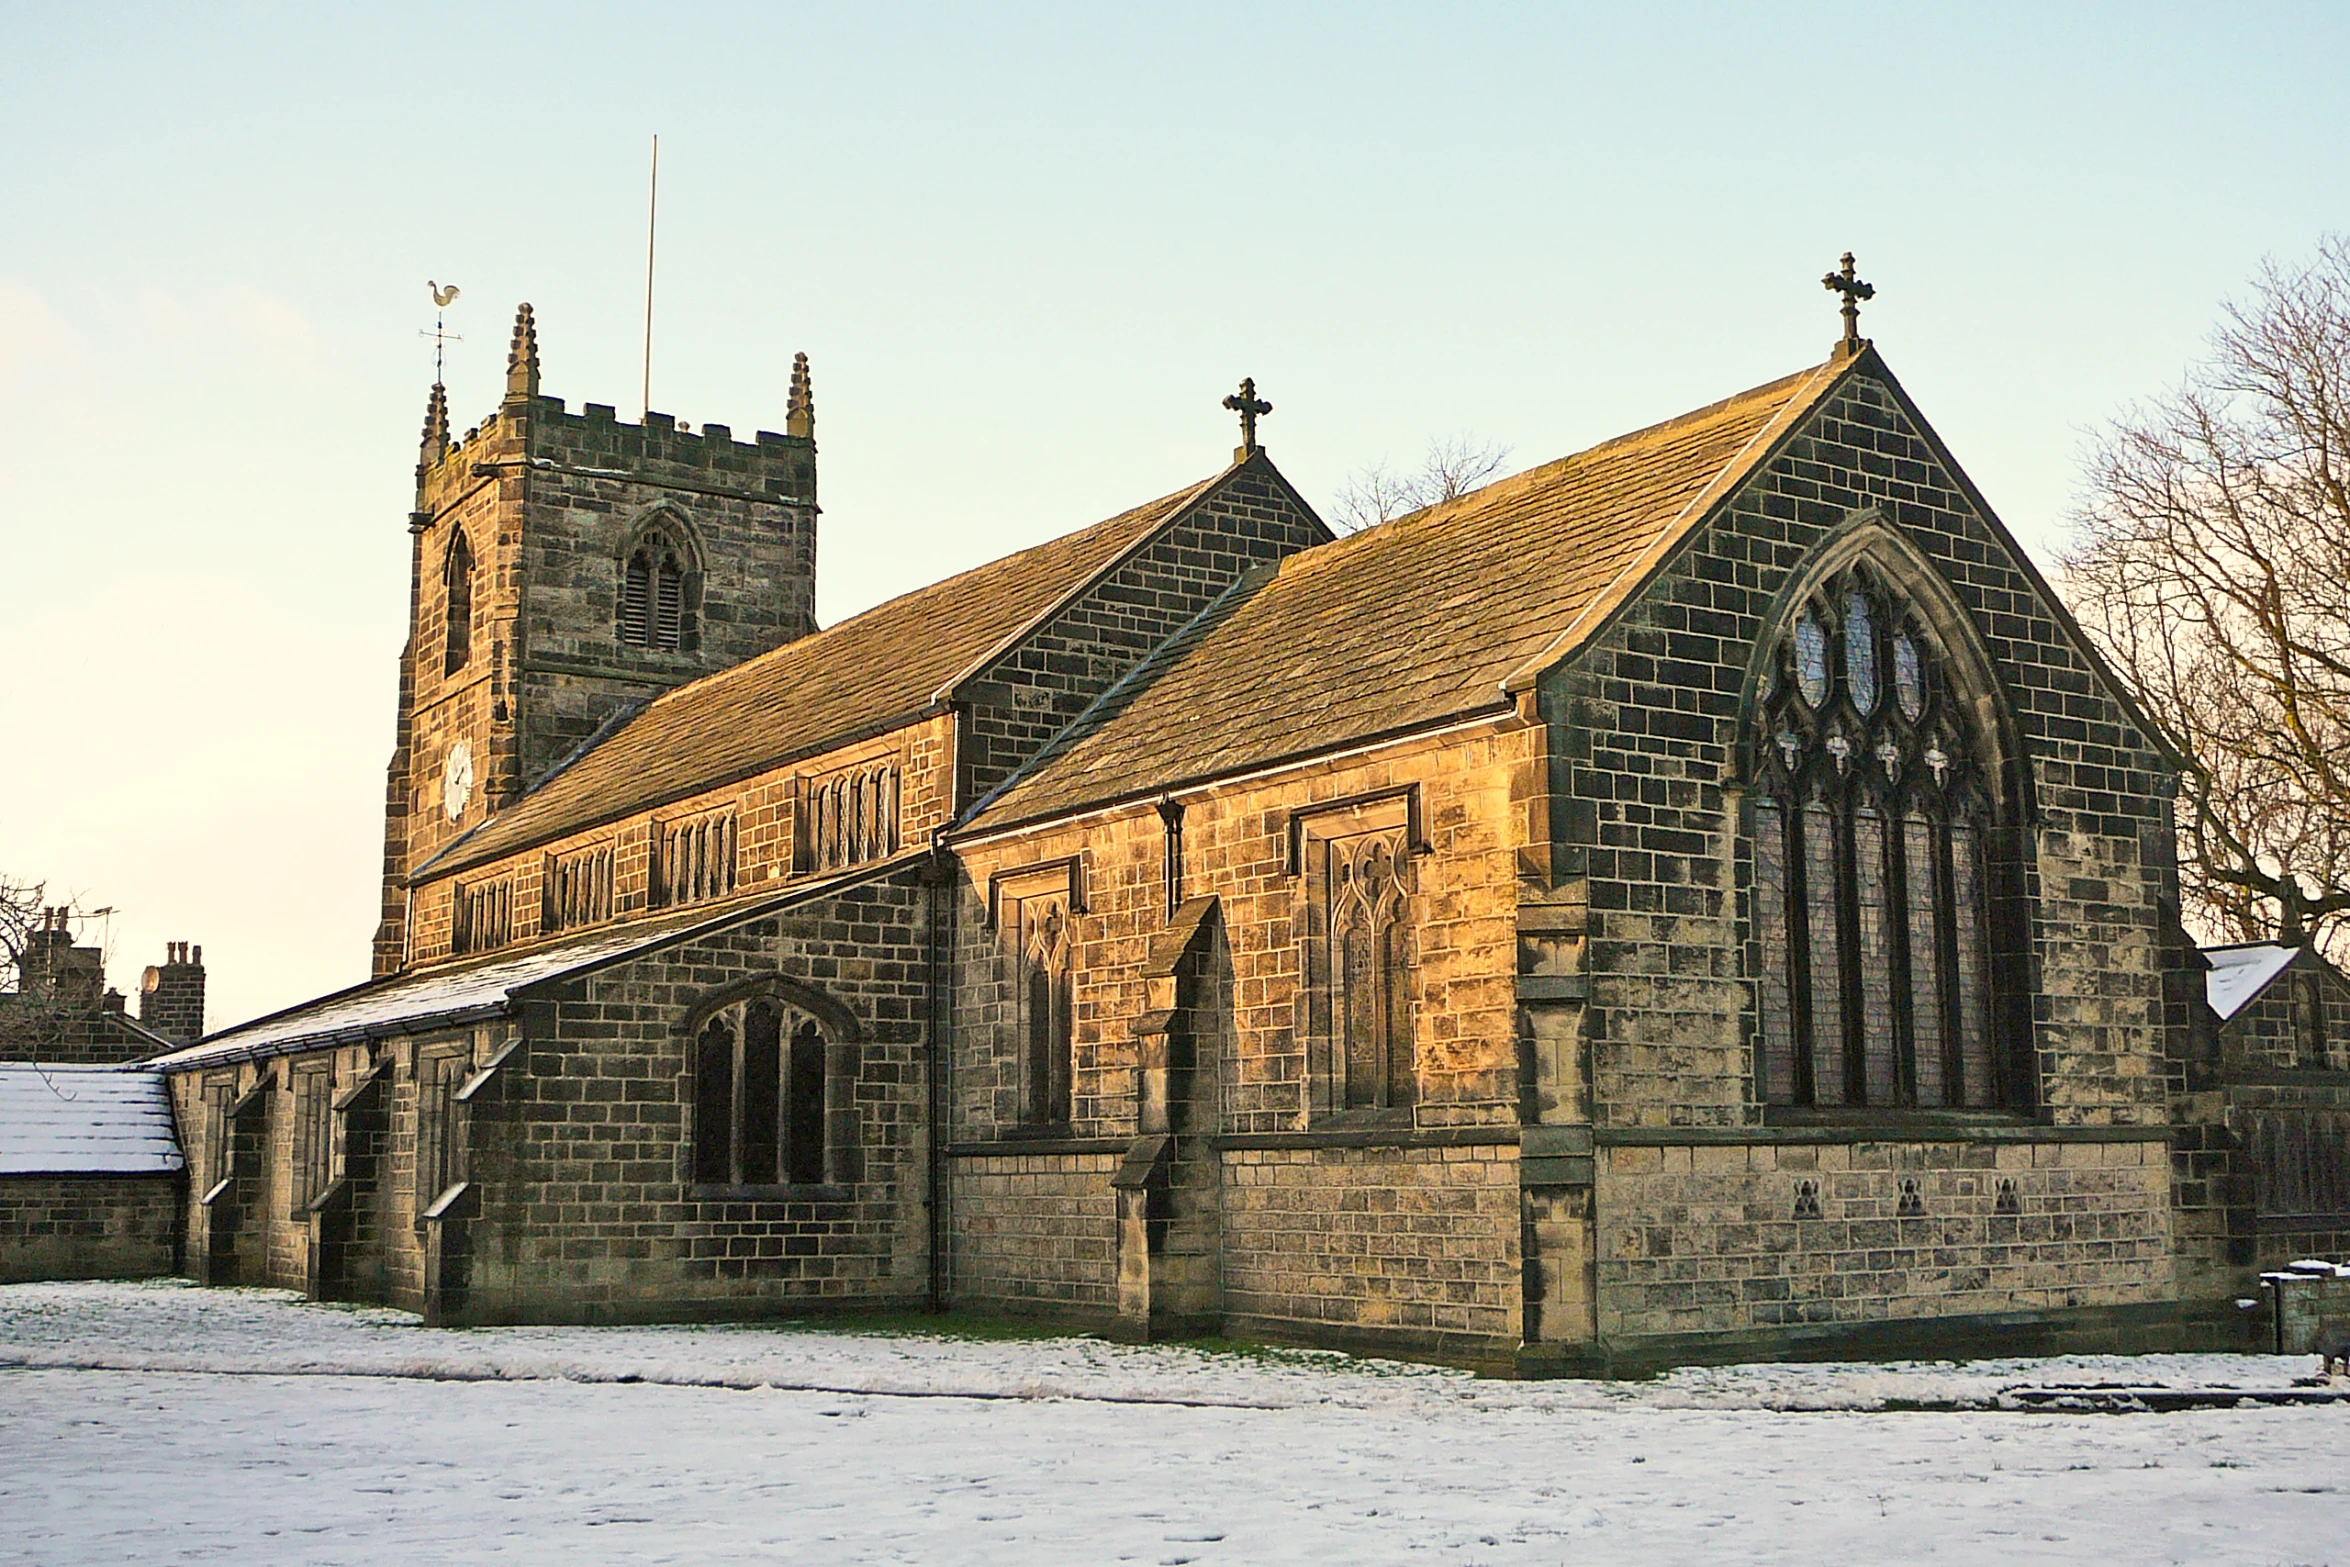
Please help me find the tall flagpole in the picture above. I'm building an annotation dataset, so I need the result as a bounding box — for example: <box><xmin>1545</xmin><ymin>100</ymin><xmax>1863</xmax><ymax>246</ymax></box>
<box><xmin>642</xmin><ymin>133</ymin><xmax>659</xmax><ymax>420</ymax></box>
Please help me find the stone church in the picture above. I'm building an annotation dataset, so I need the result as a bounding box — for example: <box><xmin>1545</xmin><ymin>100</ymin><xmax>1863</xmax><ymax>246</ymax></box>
<box><xmin>142</xmin><ymin>274</ymin><xmax>2327</xmax><ymax>1371</ymax></box>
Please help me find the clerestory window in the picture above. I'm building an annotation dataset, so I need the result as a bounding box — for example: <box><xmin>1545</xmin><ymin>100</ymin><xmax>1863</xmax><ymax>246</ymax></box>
<box><xmin>1751</xmin><ymin>567</ymin><xmax>2021</xmax><ymax>1112</ymax></box>
<box><xmin>692</xmin><ymin>996</ymin><xmax>828</xmax><ymax>1187</ymax></box>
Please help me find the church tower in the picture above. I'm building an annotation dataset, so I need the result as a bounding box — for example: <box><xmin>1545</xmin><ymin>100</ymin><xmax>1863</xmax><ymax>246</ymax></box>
<box><xmin>372</xmin><ymin>304</ymin><xmax>820</xmax><ymax>975</ymax></box>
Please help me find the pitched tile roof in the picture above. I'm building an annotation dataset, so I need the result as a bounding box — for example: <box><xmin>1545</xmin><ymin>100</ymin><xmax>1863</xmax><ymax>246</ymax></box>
<box><xmin>961</xmin><ymin>357</ymin><xmax>1852</xmax><ymax>834</ymax></box>
<box><xmin>0</xmin><ymin>1065</ymin><xmax>183</xmax><ymax>1175</ymax></box>
<box><xmin>428</xmin><ymin>474</ymin><xmax>1223</xmax><ymax>875</ymax></box>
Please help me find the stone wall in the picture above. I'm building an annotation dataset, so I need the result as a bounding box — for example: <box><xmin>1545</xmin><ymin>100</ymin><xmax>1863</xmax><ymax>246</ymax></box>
<box><xmin>957</xmin><ymin>456</ymin><xmax>1328</xmax><ymax>802</ymax></box>
<box><xmin>1512</xmin><ymin>363</ymin><xmax>2189</xmax><ymax>1355</ymax></box>
<box><xmin>1592</xmin><ymin>1134</ymin><xmax>2173</xmax><ymax>1340</ymax></box>
<box><xmin>513</xmin><ymin>401</ymin><xmax>817</xmax><ymax>788</ymax></box>
<box><xmin>405</xmin><ymin>712</ymin><xmax>954</xmax><ymax>967</ymax></box>
<box><xmin>2217</xmin><ymin>960</ymin><xmax>2350</xmax><ymax>1075</ymax></box>
<box><xmin>945</xmin><ymin>724</ymin><xmax>1537</xmax><ymax>1352</ymax></box>
<box><xmin>0</xmin><ymin>1005</ymin><xmax>163</xmax><ymax>1066</ymax></box>
<box><xmin>0</xmin><ymin>1174</ymin><xmax>180</xmax><ymax>1282</ymax></box>
<box><xmin>947</xmin><ymin>1151</ymin><xmax>1121</xmax><ymax>1319</ymax></box>
<box><xmin>1219</xmin><ymin>1142</ymin><xmax>1520</xmax><ymax>1355</ymax></box>
<box><xmin>458</xmin><ymin>870</ymin><xmax>933</xmax><ymax>1324</ymax></box>
<box><xmin>381</xmin><ymin>363</ymin><xmax>818</xmax><ymax>974</ymax></box>
<box><xmin>1541</xmin><ymin>369</ymin><xmax>2183</xmax><ymax>1135</ymax></box>
<box><xmin>2266</xmin><ymin>1262</ymin><xmax>2350</xmax><ymax>1356</ymax></box>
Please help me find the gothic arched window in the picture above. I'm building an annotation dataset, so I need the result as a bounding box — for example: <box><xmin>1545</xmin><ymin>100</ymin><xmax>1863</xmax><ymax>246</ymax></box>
<box><xmin>691</xmin><ymin>995</ymin><xmax>829</xmax><ymax>1187</ymax></box>
<box><xmin>442</xmin><ymin>530</ymin><xmax>475</xmax><ymax>676</ymax></box>
<box><xmin>1751</xmin><ymin>564</ymin><xmax>2018</xmax><ymax>1111</ymax></box>
<box><xmin>1326</xmin><ymin>830</ymin><xmax>1414</xmax><ymax>1110</ymax></box>
<box><xmin>620</xmin><ymin>526</ymin><xmax>693</xmax><ymax>652</ymax></box>
<box><xmin>2293</xmin><ymin>972</ymin><xmax>2326</xmax><ymax>1068</ymax></box>
<box><xmin>1018</xmin><ymin>896</ymin><xmax>1074</xmax><ymax>1126</ymax></box>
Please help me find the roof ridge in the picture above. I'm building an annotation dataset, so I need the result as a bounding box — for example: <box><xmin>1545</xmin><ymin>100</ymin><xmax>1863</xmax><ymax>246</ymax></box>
<box><xmin>613</xmin><ymin>474</ymin><xmax>1226</xmax><ymax>723</ymax></box>
<box><xmin>1261</xmin><ymin>360</ymin><xmax>1838</xmax><ymax>580</ymax></box>
<box><xmin>955</xmin><ymin>561</ymin><xmax>1273</xmax><ymax>829</ymax></box>
<box><xmin>1497</xmin><ymin>354</ymin><xmax>1855</xmax><ymax>695</ymax></box>
<box><xmin>956</xmin><ymin>353</ymin><xmax>1855</xmax><ymax>837</ymax></box>
<box><xmin>932</xmin><ymin>466</ymin><xmax>1231</xmax><ymax>703</ymax></box>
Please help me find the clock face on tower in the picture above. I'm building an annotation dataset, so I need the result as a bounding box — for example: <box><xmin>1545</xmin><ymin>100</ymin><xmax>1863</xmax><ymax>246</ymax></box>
<box><xmin>442</xmin><ymin>739</ymin><xmax>475</xmax><ymax>823</ymax></box>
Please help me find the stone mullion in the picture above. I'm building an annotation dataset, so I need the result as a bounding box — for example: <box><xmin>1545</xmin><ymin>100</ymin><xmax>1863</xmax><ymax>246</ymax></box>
<box><xmin>1784</xmin><ymin>796</ymin><xmax>1819</xmax><ymax>1106</ymax></box>
<box><xmin>1884</xmin><ymin>799</ymin><xmax>1921</xmax><ymax>1107</ymax></box>
<box><xmin>1833</xmin><ymin>796</ymin><xmax>1869</xmax><ymax>1107</ymax></box>
<box><xmin>1932</xmin><ymin>817</ymin><xmax>1970</xmax><ymax>1106</ymax></box>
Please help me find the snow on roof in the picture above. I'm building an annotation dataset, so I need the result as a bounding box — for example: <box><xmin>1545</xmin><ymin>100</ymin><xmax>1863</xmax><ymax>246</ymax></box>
<box><xmin>0</xmin><ymin>1065</ymin><xmax>184</xmax><ymax>1176</ymax></box>
<box><xmin>2203</xmin><ymin>942</ymin><xmax>2300</xmax><ymax>1022</ymax></box>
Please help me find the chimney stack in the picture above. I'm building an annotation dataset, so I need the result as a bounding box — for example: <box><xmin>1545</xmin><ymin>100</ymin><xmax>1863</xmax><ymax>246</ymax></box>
<box><xmin>139</xmin><ymin>941</ymin><xmax>206</xmax><ymax>1043</ymax></box>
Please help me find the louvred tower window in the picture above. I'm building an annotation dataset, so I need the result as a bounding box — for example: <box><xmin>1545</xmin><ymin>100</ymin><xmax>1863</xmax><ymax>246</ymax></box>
<box><xmin>1750</xmin><ymin>561</ymin><xmax>2026</xmax><ymax>1112</ymax></box>
<box><xmin>618</xmin><ymin>519</ymin><xmax>696</xmax><ymax>652</ymax></box>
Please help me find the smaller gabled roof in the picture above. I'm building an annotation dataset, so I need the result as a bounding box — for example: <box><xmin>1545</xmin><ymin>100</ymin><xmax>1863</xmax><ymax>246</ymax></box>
<box><xmin>152</xmin><ymin>858</ymin><xmax>916</xmax><ymax>1073</ymax></box>
<box><xmin>0</xmin><ymin>1064</ymin><xmax>183</xmax><ymax>1176</ymax></box>
<box><xmin>2204</xmin><ymin>942</ymin><xmax>2305</xmax><ymax>1022</ymax></box>
<box><xmin>429</xmin><ymin>470</ymin><xmax>1231</xmax><ymax>876</ymax></box>
<box><xmin>960</xmin><ymin>356</ymin><xmax>1850</xmax><ymax>835</ymax></box>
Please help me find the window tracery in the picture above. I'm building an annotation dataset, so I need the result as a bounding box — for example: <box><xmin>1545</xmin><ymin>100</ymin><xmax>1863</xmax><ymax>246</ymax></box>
<box><xmin>1751</xmin><ymin>564</ymin><xmax>2012</xmax><ymax>1111</ymax></box>
<box><xmin>619</xmin><ymin>523</ymin><xmax>693</xmax><ymax>652</ymax></box>
<box><xmin>691</xmin><ymin>994</ymin><xmax>828</xmax><ymax>1187</ymax></box>
<box><xmin>1013</xmin><ymin>893</ymin><xmax>1074</xmax><ymax>1127</ymax></box>
<box><xmin>1324</xmin><ymin>829</ymin><xmax>1414</xmax><ymax>1110</ymax></box>
<box><xmin>1297</xmin><ymin>799</ymin><xmax>1418</xmax><ymax>1117</ymax></box>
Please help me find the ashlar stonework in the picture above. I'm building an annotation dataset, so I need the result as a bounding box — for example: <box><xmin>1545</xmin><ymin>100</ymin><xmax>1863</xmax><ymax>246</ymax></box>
<box><xmin>137</xmin><ymin>301</ymin><xmax>2334</xmax><ymax>1370</ymax></box>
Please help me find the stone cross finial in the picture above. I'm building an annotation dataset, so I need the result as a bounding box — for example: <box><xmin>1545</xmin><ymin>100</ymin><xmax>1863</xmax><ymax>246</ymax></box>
<box><xmin>787</xmin><ymin>351</ymin><xmax>815</xmax><ymax>440</ymax></box>
<box><xmin>1821</xmin><ymin>252</ymin><xmax>1875</xmax><ymax>353</ymax></box>
<box><xmin>1223</xmin><ymin>377</ymin><xmax>1272</xmax><ymax>459</ymax></box>
<box><xmin>505</xmin><ymin>302</ymin><xmax>540</xmax><ymax>400</ymax></box>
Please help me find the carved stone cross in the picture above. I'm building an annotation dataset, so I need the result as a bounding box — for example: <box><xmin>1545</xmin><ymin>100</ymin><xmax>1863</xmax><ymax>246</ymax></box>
<box><xmin>1223</xmin><ymin>377</ymin><xmax>1272</xmax><ymax>456</ymax></box>
<box><xmin>1822</xmin><ymin>252</ymin><xmax>1875</xmax><ymax>350</ymax></box>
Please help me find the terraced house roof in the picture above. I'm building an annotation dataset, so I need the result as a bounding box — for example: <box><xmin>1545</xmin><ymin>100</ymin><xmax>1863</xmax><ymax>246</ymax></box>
<box><xmin>960</xmin><ymin>355</ymin><xmax>1853</xmax><ymax>833</ymax></box>
<box><xmin>0</xmin><ymin>1065</ymin><xmax>184</xmax><ymax>1175</ymax></box>
<box><xmin>428</xmin><ymin>473</ymin><xmax>1223</xmax><ymax>875</ymax></box>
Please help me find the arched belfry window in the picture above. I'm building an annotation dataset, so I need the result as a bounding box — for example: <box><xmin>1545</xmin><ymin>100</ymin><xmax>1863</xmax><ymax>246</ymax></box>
<box><xmin>619</xmin><ymin>518</ymin><xmax>696</xmax><ymax>652</ymax></box>
<box><xmin>1750</xmin><ymin>557</ymin><xmax>2023</xmax><ymax>1112</ymax></box>
<box><xmin>442</xmin><ymin>530</ymin><xmax>475</xmax><ymax>676</ymax></box>
<box><xmin>691</xmin><ymin>993</ymin><xmax>829</xmax><ymax>1187</ymax></box>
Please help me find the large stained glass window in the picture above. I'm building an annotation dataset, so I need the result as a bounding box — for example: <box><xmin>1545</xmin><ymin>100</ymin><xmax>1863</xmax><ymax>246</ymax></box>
<box><xmin>1750</xmin><ymin>568</ymin><xmax>2014</xmax><ymax>1111</ymax></box>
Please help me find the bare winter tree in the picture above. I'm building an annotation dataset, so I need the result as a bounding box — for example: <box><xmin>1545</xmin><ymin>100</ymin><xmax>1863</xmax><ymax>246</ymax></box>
<box><xmin>1</xmin><ymin>876</ymin><xmax>49</xmax><ymax>997</ymax></box>
<box><xmin>0</xmin><ymin>876</ymin><xmax>71</xmax><ymax>1056</ymax></box>
<box><xmin>2065</xmin><ymin>236</ymin><xmax>2350</xmax><ymax>950</ymax></box>
<box><xmin>1334</xmin><ymin>435</ymin><xmax>1513</xmax><ymax>532</ymax></box>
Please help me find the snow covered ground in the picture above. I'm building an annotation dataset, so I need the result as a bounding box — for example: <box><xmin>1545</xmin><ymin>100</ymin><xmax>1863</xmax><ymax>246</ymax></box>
<box><xmin>3</xmin><ymin>1281</ymin><xmax>2347</xmax><ymax>1564</ymax></box>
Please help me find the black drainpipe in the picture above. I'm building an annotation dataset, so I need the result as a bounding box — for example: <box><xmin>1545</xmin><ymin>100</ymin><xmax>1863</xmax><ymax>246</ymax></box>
<box><xmin>924</xmin><ymin>840</ymin><xmax>956</xmax><ymax>1313</ymax></box>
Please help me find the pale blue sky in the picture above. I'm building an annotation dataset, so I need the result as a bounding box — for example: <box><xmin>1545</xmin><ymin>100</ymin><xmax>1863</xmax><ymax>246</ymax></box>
<box><xmin>4</xmin><ymin>3</ymin><xmax>2345</xmax><ymax>1028</ymax></box>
